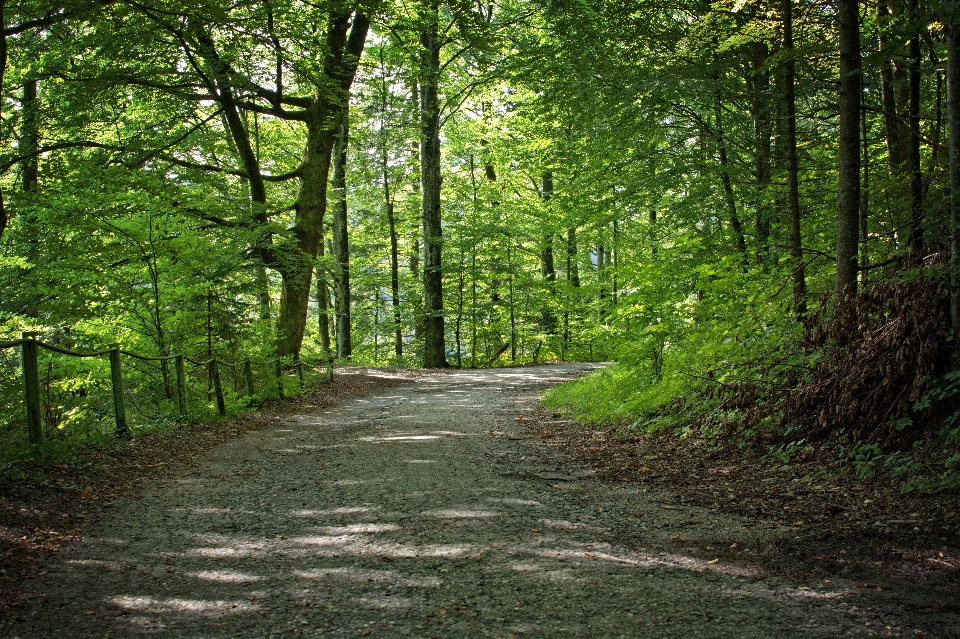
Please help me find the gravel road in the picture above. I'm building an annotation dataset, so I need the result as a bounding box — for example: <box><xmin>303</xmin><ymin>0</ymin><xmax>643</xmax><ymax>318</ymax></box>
<box><xmin>6</xmin><ymin>364</ymin><xmax>955</xmax><ymax>638</ymax></box>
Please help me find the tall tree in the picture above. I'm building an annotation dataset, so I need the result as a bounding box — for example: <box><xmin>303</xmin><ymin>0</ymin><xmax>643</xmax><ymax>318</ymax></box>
<box><xmin>419</xmin><ymin>0</ymin><xmax>447</xmax><ymax>367</ymax></box>
<box><xmin>836</xmin><ymin>0</ymin><xmax>861</xmax><ymax>305</ymax></box>
<box><xmin>331</xmin><ymin>109</ymin><xmax>352</xmax><ymax>359</ymax></box>
<box><xmin>783</xmin><ymin>0</ymin><xmax>806</xmax><ymax>317</ymax></box>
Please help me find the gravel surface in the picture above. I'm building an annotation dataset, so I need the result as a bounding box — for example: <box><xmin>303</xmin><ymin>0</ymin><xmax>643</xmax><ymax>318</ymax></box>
<box><xmin>5</xmin><ymin>364</ymin><xmax>958</xmax><ymax>638</ymax></box>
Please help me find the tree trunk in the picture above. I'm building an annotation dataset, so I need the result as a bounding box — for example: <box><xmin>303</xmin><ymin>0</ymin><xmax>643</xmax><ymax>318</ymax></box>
<box><xmin>878</xmin><ymin>2</ymin><xmax>909</xmax><ymax>174</ymax></box>
<box><xmin>0</xmin><ymin>3</ymin><xmax>7</xmax><ymax>243</ymax></box>
<box><xmin>387</xmin><ymin>199</ymin><xmax>402</xmax><ymax>358</ymax></box>
<box><xmin>316</xmin><ymin>251</ymin><xmax>332</xmax><ymax>355</ymax></box>
<box><xmin>331</xmin><ymin>109</ymin><xmax>352</xmax><ymax>360</ymax></box>
<box><xmin>540</xmin><ymin>171</ymin><xmax>557</xmax><ymax>333</ymax></box>
<box><xmin>861</xmin><ymin>106</ymin><xmax>870</xmax><ymax>289</ymax></box>
<box><xmin>948</xmin><ymin>21</ymin><xmax>960</xmax><ymax>366</ymax></box>
<box><xmin>750</xmin><ymin>42</ymin><xmax>773</xmax><ymax>265</ymax></box>
<box><xmin>909</xmin><ymin>0</ymin><xmax>924</xmax><ymax>252</ymax></box>
<box><xmin>276</xmin><ymin>106</ymin><xmax>333</xmax><ymax>357</ymax></box>
<box><xmin>836</xmin><ymin>0</ymin><xmax>861</xmax><ymax>306</ymax></box>
<box><xmin>21</xmin><ymin>79</ymin><xmax>39</xmax><ymax>191</ymax></box>
<box><xmin>567</xmin><ymin>227</ymin><xmax>580</xmax><ymax>288</ymax></box>
<box><xmin>275</xmin><ymin>13</ymin><xmax>368</xmax><ymax>357</ymax></box>
<box><xmin>714</xmin><ymin>87</ymin><xmax>748</xmax><ymax>256</ymax></box>
<box><xmin>420</xmin><ymin>11</ymin><xmax>446</xmax><ymax>368</ymax></box>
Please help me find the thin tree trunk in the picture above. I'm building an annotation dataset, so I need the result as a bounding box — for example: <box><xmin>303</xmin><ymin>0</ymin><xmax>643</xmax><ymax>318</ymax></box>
<box><xmin>419</xmin><ymin>9</ymin><xmax>446</xmax><ymax>368</ymax></box>
<box><xmin>507</xmin><ymin>244</ymin><xmax>515</xmax><ymax>362</ymax></box>
<box><xmin>878</xmin><ymin>2</ymin><xmax>909</xmax><ymax>174</ymax></box>
<box><xmin>331</xmin><ymin>109</ymin><xmax>352</xmax><ymax>359</ymax></box>
<box><xmin>836</xmin><ymin>0</ymin><xmax>861</xmax><ymax>306</ymax></box>
<box><xmin>751</xmin><ymin>42</ymin><xmax>773</xmax><ymax>265</ymax></box>
<box><xmin>948</xmin><ymin>21</ymin><xmax>960</xmax><ymax>366</ymax></box>
<box><xmin>0</xmin><ymin>3</ymin><xmax>7</xmax><ymax>243</ymax></box>
<box><xmin>909</xmin><ymin>0</ymin><xmax>924</xmax><ymax>252</ymax></box>
<box><xmin>714</xmin><ymin>87</ymin><xmax>748</xmax><ymax>256</ymax></box>
<box><xmin>316</xmin><ymin>253</ymin><xmax>332</xmax><ymax>355</ymax></box>
<box><xmin>380</xmin><ymin>69</ymin><xmax>403</xmax><ymax>358</ymax></box>
<box><xmin>861</xmin><ymin>105</ymin><xmax>870</xmax><ymax>289</ymax></box>
<box><xmin>21</xmin><ymin>79</ymin><xmax>39</xmax><ymax>191</ymax></box>
<box><xmin>540</xmin><ymin>171</ymin><xmax>557</xmax><ymax>333</ymax></box>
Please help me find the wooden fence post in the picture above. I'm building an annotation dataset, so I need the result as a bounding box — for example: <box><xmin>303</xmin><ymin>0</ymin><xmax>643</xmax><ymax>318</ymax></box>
<box><xmin>210</xmin><ymin>358</ymin><xmax>226</xmax><ymax>416</ymax></box>
<box><xmin>327</xmin><ymin>357</ymin><xmax>333</xmax><ymax>382</ymax></box>
<box><xmin>176</xmin><ymin>355</ymin><xmax>187</xmax><ymax>417</ymax></box>
<box><xmin>275</xmin><ymin>360</ymin><xmax>284</xmax><ymax>399</ymax></box>
<box><xmin>244</xmin><ymin>360</ymin><xmax>255</xmax><ymax>397</ymax></box>
<box><xmin>22</xmin><ymin>332</ymin><xmax>41</xmax><ymax>446</ymax></box>
<box><xmin>109</xmin><ymin>343</ymin><xmax>128</xmax><ymax>437</ymax></box>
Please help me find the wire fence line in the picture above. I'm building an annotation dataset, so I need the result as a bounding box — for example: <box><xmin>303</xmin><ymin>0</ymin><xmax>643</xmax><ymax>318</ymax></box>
<box><xmin>2</xmin><ymin>332</ymin><xmax>333</xmax><ymax>447</ymax></box>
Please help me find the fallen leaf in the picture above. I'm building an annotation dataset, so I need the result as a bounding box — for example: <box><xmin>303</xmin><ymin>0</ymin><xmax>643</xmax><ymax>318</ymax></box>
<box><xmin>80</xmin><ymin>491</ymin><xmax>93</xmax><ymax>499</ymax></box>
<box><xmin>360</xmin><ymin>632</ymin><xmax>370</xmax><ymax>637</ymax></box>
<box><xmin>707</xmin><ymin>559</ymin><xmax>719</xmax><ymax>565</ymax></box>
<box><xmin>531</xmin><ymin>529</ymin><xmax>541</xmax><ymax>533</ymax></box>
<box><xmin>584</xmin><ymin>552</ymin><xmax>596</xmax><ymax>558</ymax></box>
<box><xmin>379</xmin><ymin>556</ymin><xmax>392</xmax><ymax>563</ymax></box>
<box><xmin>437</xmin><ymin>609</ymin><xmax>447</xmax><ymax>616</ymax></box>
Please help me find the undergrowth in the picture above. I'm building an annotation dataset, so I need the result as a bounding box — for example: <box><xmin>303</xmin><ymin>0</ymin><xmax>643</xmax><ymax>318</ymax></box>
<box><xmin>545</xmin><ymin>250</ymin><xmax>960</xmax><ymax>494</ymax></box>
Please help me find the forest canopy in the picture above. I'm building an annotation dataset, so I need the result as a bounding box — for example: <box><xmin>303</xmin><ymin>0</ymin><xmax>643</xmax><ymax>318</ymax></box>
<box><xmin>1</xmin><ymin>0</ymin><xmax>958</xmax><ymax>477</ymax></box>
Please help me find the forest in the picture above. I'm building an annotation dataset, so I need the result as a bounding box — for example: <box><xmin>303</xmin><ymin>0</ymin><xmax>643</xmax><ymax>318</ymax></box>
<box><xmin>0</xmin><ymin>0</ymin><xmax>958</xmax><ymax>489</ymax></box>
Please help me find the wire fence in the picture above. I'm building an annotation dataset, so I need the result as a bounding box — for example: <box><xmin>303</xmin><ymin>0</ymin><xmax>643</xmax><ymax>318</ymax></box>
<box><xmin>1</xmin><ymin>332</ymin><xmax>333</xmax><ymax>448</ymax></box>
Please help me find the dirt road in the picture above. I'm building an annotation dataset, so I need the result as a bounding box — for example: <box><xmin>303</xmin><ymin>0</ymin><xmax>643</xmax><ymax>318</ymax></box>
<box><xmin>5</xmin><ymin>364</ymin><xmax>957</xmax><ymax>637</ymax></box>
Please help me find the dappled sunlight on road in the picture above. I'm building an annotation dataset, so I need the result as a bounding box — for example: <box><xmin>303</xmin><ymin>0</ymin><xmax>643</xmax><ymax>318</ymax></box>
<box><xmin>17</xmin><ymin>365</ymin><xmax>913</xmax><ymax>638</ymax></box>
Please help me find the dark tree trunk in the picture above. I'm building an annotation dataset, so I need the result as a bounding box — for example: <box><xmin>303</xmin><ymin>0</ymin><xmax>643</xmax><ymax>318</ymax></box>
<box><xmin>420</xmin><ymin>10</ymin><xmax>446</xmax><ymax>368</ymax></box>
<box><xmin>567</xmin><ymin>227</ymin><xmax>580</xmax><ymax>288</ymax></box>
<box><xmin>386</xmin><ymin>187</ymin><xmax>402</xmax><ymax>358</ymax></box>
<box><xmin>878</xmin><ymin>2</ymin><xmax>909</xmax><ymax>174</ymax></box>
<box><xmin>861</xmin><ymin>106</ymin><xmax>870</xmax><ymax>288</ymax></box>
<box><xmin>909</xmin><ymin>0</ymin><xmax>924</xmax><ymax>252</ymax></box>
<box><xmin>784</xmin><ymin>0</ymin><xmax>806</xmax><ymax>317</ymax></box>
<box><xmin>331</xmin><ymin>109</ymin><xmax>352</xmax><ymax>359</ymax></box>
<box><xmin>836</xmin><ymin>0</ymin><xmax>861</xmax><ymax>305</ymax></box>
<box><xmin>948</xmin><ymin>21</ymin><xmax>960</xmax><ymax>366</ymax></box>
<box><xmin>540</xmin><ymin>171</ymin><xmax>557</xmax><ymax>333</ymax></box>
<box><xmin>316</xmin><ymin>247</ymin><xmax>332</xmax><ymax>355</ymax></box>
<box><xmin>21</xmin><ymin>79</ymin><xmax>39</xmax><ymax>191</ymax></box>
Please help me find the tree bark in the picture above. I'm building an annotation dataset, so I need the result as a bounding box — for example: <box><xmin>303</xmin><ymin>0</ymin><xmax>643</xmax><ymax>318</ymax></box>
<box><xmin>836</xmin><ymin>0</ymin><xmax>861</xmax><ymax>306</ymax></box>
<box><xmin>316</xmin><ymin>249</ymin><xmax>332</xmax><ymax>355</ymax></box>
<box><xmin>540</xmin><ymin>171</ymin><xmax>557</xmax><ymax>333</ymax></box>
<box><xmin>419</xmin><ymin>9</ymin><xmax>446</xmax><ymax>368</ymax></box>
<box><xmin>784</xmin><ymin>0</ymin><xmax>806</xmax><ymax>317</ymax></box>
<box><xmin>948</xmin><ymin>21</ymin><xmax>960</xmax><ymax>366</ymax></box>
<box><xmin>386</xmin><ymin>182</ymin><xmax>402</xmax><ymax>358</ymax></box>
<box><xmin>909</xmin><ymin>0</ymin><xmax>924</xmax><ymax>252</ymax></box>
<box><xmin>21</xmin><ymin>79</ymin><xmax>39</xmax><ymax>191</ymax></box>
<box><xmin>274</xmin><ymin>12</ymin><xmax>368</xmax><ymax>357</ymax></box>
<box><xmin>331</xmin><ymin>108</ymin><xmax>352</xmax><ymax>360</ymax></box>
